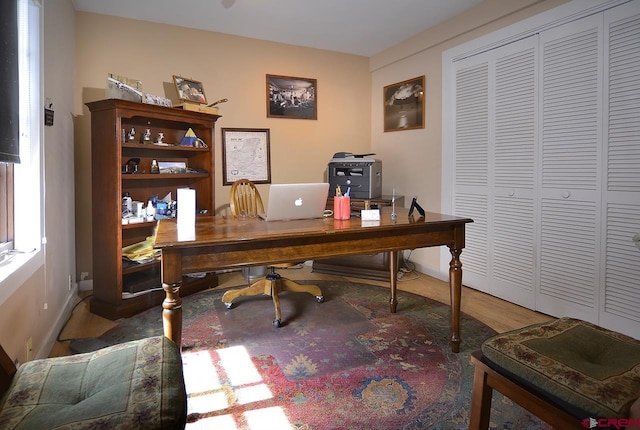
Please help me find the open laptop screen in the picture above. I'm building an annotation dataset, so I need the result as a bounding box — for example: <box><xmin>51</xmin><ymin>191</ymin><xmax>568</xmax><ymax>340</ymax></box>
<box><xmin>260</xmin><ymin>183</ymin><xmax>329</xmax><ymax>221</ymax></box>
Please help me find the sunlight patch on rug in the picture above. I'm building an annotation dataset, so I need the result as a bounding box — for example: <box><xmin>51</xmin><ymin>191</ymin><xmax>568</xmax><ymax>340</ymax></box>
<box><xmin>99</xmin><ymin>280</ymin><xmax>550</xmax><ymax>429</ymax></box>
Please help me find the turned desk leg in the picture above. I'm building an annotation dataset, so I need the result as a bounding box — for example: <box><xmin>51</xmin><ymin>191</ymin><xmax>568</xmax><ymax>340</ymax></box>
<box><xmin>448</xmin><ymin>245</ymin><xmax>462</xmax><ymax>353</ymax></box>
<box><xmin>161</xmin><ymin>249</ymin><xmax>183</xmax><ymax>349</ymax></box>
<box><xmin>389</xmin><ymin>250</ymin><xmax>399</xmax><ymax>313</ymax></box>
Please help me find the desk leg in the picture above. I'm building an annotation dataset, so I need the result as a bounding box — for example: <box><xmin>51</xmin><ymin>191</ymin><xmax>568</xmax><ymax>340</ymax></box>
<box><xmin>389</xmin><ymin>250</ymin><xmax>398</xmax><ymax>313</ymax></box>
<box><xmin>448</xmin><ymin>245</ymin><xmax>462</xmax><ymax>353</ymax></box>
<box><xmin>161</xmin><ymin>249</ymin><xmax>183</xmax><ymax>349</ymax></box>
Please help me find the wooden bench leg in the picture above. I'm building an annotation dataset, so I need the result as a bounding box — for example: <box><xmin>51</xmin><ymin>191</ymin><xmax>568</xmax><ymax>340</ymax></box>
<box><xmin>469</xmin><ymin>351</ymin><xmax>585</xmax><ymax>430</ymax></box>
<box><xmin>469</xmin><ymin>353</ymin><xmax>493</xmax><ymax>430</ymax></box>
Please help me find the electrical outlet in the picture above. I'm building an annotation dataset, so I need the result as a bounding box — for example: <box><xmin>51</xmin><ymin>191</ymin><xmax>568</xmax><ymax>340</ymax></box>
<box><xmin>26</xmin><ymin>337</ymin><xmax>33</xmax><ymax>361</ymax></box>
<box><xmin>68</xmin><ymin>274</ymin><xmax>73</xmax><ymax>291</ymax></box>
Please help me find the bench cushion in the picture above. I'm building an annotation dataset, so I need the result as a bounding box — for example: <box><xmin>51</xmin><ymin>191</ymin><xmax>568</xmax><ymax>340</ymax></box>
<box><xmin>481</xmin><ymin>317</ymin><xmax>640</xmax><ymax>419</ymax></box>
<box><xmin>0</xmin><ymin>336</ymin><xmax>186</xmax><ymax>429</ymax></box>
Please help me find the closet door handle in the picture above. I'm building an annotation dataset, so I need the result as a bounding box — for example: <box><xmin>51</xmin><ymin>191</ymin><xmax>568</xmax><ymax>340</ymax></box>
<box><xmin>562</xmin><ymin>191</ymin><xmax>571</xmax><ymax>199</ymax></box>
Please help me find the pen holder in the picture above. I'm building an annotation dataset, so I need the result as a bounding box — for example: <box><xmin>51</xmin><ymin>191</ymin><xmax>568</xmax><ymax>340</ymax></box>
<box><xmin>333</xmin><ymin>196</ymin><xmax>351</xmax><ymax>220</ymax></box>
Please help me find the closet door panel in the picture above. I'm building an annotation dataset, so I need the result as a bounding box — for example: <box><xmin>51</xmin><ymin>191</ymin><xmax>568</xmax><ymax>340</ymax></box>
<box><xmin>537</xmin><ymin>14</ymin><xmax>603</xmax><ymax>322</ymax></box>
<box><xmin>490</xmin><ymin>38</ymin><xmax>538</xmax><ymax>306</ymax></box>
<box><xmin>600</xmin><ymin>2</ymin><xmax>640</xmax><ymax>339</ymax></box>
<box><xmin>452</xmin><ymin>59</ymin><xmax>491</xmax><ymax>293</ymax></box>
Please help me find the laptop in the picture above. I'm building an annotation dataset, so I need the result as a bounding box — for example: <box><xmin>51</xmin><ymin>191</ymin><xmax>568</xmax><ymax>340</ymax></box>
<box><xmin>260</xmin><ymin>183</ymin><xmax>330</xmax><ymax>221</ymax></box>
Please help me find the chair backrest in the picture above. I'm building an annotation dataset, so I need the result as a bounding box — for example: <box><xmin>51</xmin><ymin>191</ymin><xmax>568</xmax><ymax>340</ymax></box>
<box><xmin>0</xmin><ymin>344</ymin><xmax>17</xmax><ymax>397</ymax></box>
<box><xmin>230</xmin><ymin>179</ymin><xmax>265</xmax><ymax>216</ymax></box>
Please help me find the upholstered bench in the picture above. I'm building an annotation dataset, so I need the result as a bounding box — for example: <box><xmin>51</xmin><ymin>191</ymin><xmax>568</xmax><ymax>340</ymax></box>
<box><xmin>469</xmin><ymin>317</ymin><xmax>640</xmax><ymax>429</ymax></box>
<box><xmin>0</xmin><ymin>336</ymin><xmax>187</xmax><ymax>429</ymax></box>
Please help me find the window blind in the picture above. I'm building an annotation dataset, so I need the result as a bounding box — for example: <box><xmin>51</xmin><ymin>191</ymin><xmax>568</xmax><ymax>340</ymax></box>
<box><xmin>0</xmin><ymin>0</ymin><xmax>20</xmax><ymax>164</ymax></box>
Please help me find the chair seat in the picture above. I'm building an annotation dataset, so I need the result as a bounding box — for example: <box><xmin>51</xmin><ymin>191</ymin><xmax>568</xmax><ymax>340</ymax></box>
<box><xmin>480</xmin><ymin>317</ymin><xmax>640</xmax><ymax>419</ymax></box>
<box><xmin>0</xmin><ymin>336</ymin><xmax>186</xmax><ymax>430</ymax></box>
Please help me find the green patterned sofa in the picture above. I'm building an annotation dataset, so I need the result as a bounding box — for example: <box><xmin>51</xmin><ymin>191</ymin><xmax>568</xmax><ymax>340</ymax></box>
<box><xmin>470</xmin><ymin>317</ymin><xmax>640</xmax><ymax>429</ymax></box>
<box><xmin>0</xmin><ymin>336</ymin><xmax>186</xmax><ymax>429</ymax></box>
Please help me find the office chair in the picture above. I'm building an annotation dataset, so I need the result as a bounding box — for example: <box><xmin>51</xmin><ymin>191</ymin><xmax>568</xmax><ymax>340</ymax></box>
<box><xmin>222</xmin><ymin>179</ymin><xmax>324</xmax><ymax>327</ymax></box>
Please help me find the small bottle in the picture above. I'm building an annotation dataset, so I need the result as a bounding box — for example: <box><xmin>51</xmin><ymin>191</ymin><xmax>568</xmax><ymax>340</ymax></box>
<box><xmin>146</xmin><ymin>200</ymin><xmax>155</xmax><ymax>220</ymax></box>
<box><xmin>150</xmin><ymin>159</ymin><xmax>159</xmax><ymax>174</ymax></box>
<box><xmin>121</xmin><ymin>192</ymin><xmax>132</xmax><ymax>217</ymax></box>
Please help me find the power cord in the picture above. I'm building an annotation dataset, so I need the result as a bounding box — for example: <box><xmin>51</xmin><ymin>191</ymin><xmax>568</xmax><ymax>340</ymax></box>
<box><xmin>397</xmin><ymin>251</ymin><xmax>419</xmax><ymax>281</ymax></box>
<box><xmin>56</xmin><ymin>293</ymin><xmax>93</xmax><ymax>342</ymax></box>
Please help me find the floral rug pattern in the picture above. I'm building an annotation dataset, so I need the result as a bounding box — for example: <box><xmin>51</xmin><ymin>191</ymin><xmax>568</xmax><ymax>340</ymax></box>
<box><xmin>100</xmin><ymin>280</ymin><xmax>549</xmax><ymax>429</ymax></box>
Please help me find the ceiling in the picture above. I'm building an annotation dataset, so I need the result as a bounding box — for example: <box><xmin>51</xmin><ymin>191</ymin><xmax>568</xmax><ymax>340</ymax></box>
<box><xmin>71</xmin><ymin>0</ymin><xmax>484</xmax><ymax>57</ymax></box>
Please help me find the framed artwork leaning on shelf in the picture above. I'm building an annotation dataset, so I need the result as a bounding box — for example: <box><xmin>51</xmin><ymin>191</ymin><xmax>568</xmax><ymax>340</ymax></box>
<box><xmin>173</xmin><ymin>75</ymin><xmax>207</xmax><ymax>104</ymax></box>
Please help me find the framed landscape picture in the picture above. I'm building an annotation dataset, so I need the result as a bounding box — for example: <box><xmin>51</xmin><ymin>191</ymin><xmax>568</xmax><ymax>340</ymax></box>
<box><xmin>267</xmin><ymin>74</ymin><xmax>317</xmax><ymax>120</ymax></box>
<box><xmin>383</xmin><ymin>75</ymin><xmax>425</xmax><ymax>132</ymax></box>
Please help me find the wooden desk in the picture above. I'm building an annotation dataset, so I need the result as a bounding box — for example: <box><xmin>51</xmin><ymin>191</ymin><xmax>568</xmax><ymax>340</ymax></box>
<box><xmin>153</xmin><ymin>208</ymin><xmax>472</xmax><ymax>352</ymax></box>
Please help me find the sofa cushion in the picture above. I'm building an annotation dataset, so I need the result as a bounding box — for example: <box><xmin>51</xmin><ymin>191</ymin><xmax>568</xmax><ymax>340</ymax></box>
<box><xmin>481</xmin><ymin>317</ymin><xmax>640</xmax><ymax>419</ymax></box>
<box><xmin>0</xmin><ymin>336</ymin><xmax>186</xmax><ymax>429</ymax></box>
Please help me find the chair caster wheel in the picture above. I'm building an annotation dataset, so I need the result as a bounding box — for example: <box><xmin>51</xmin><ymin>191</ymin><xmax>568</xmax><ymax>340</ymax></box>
<box><xmin>224</xmin><ymin>302</ymin><xmax>233</xmax><ymax>309</ymax></box>
<box><xmin>273</xmin><ymin>319</ymin><xmax>281</xmax><ymax>327</ymax></box>
<box><xmin>316</xmin><ymin>295</ymin><xmax>324</xmax><ymax>303</ymax></box>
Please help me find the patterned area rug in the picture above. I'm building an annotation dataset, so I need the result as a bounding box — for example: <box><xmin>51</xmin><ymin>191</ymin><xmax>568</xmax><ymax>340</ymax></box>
<box><xmin>100</xmin><ymin>280</ymin><xmax>549</xmax><ymax>429</ymax></box>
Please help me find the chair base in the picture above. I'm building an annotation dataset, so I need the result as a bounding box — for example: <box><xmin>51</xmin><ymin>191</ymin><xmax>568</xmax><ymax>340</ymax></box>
<box><xmin>469</xmin><ymin>350</ymin><xmax>588</xmax><ymax>430</ymax></box>
<box><xmin>222</xmin><ymin>270</ymin><xmax>323</xmax><ymax>327</ymax></box>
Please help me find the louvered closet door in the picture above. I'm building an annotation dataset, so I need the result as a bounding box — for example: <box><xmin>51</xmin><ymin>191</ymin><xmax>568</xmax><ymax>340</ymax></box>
<box><xmin>537</xmin><ymin>14</ymin><xmax>603</xmax><ymax>323</ymax></box>
<box><xmin>600</xmin><ymin>2</ymin><xmax>640</xmax><ymax>338</ymax></box>
<box><xmin>490</xmin><ymin>37</ymin><xmax>538</xmax><ymax>307</ymax></box>
<box><xmin>452</xmin><ymin>37</ymin><xmax>538</xmax><ymax>307</ymax></box>
<box><xmin>452</xmin><ymin>55</ymin><xmax>491</xmax><ymax>294</ymax></box>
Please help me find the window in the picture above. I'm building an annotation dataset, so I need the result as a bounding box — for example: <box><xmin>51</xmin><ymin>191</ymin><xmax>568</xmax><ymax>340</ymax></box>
<box><xmin>0</xmin><ymin>0</ymin><xmax>42</xmax><ymax>270</ymax></box>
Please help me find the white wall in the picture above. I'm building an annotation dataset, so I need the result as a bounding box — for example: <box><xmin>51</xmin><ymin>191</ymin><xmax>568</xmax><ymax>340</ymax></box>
<box><xmin>0</xmin><ymin>0</ymin><xmax>78</xmax><ymax>362</ymax></box>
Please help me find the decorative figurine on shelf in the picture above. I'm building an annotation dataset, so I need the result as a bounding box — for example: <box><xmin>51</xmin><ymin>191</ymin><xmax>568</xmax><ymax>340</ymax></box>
<box><xmin>150</xmin><ymin>159</ymin><xmax>160</xmax><ymax>174</ymax></box>
<box><xmin>122</xmin><ymin>157</ymin><xmax>140</xmax><ymax>174</ymax></box>
<box><xmin>127</xmin><ymin>127</ymin><xmax>136</xmax><ymax>142</ymax></box>
<box><xmin>156</xmin><ymin>132</ymin><xmax>164</xmax><ymax>144</ymax></box>
<box><xmin>141</xmin><ymin>128</ymin><xmax>152</xmax><ymax>144</ymax></box>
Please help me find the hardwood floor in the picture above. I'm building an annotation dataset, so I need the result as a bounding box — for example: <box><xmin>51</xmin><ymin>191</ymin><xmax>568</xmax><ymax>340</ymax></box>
<box><xmin>50</xmin><ymin>265</ymin><xmax>552</xmax><ymax>357</ymax></box>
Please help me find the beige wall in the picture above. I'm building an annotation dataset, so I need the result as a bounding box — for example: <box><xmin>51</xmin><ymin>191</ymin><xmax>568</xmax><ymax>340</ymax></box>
<box><xmin>369</xmin><ymin>0</ymin><xmax>569</xmax><ymax>277</ymax></box>
<box><xmin>74</xmin><ymin>13</ymin><xmax>371</xmax><ymax>279</ymax></box>
<box><xmin>74</xmin><ymin>1</ymin><xmax>571</xmax><ymax>280</ymax></box>
<box><xmin>0</xmin><ymin>0</ymin><xmax>77</xmax><ymax>362</ymax></box>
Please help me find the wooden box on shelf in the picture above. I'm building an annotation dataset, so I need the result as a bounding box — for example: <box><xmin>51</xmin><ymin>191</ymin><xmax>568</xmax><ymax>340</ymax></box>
<box><xmin>312</xmin><ymin>195</ymin><xmax>405</xmax><ymax>281</ymax></box>
<box><xmin>86</xmin><ymin>98</ymin><xmax>221</xmax><ymax>319</ymax></box>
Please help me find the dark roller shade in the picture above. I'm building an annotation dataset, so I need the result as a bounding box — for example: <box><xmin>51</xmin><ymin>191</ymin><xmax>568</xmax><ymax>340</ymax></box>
<box><xmin>0</xmin><ymin>0</ymin><xmax>20</xmax><ymax>164</ymax></box>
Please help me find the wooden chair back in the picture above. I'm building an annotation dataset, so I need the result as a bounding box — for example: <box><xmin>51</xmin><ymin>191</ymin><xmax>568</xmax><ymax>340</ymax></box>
<box><xmin>230</xmin><ymin>179</ymin><xmax>265</xmax><ymax>216</ymax></box>
<box><xmin>0</xmin><ymin>344</ymin><xmax>17</xmax><ymax>397</ymax></box>
<box><xmin>229</xmin><ymin>179</ymin><xmax>295</xmax><ymax>269</ymax></box>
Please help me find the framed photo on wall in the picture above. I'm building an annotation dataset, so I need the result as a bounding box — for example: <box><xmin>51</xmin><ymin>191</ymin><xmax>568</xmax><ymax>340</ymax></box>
<box><xmin>383</xmin><ymin>75</ymin><xmax>425</xmax><ymax>132</ymax></box>
<box><xmin>173</xmin><ymin>75</ymin><xmax>207</xmax><ymax>104</ymax></box>
<box><xmin>267</xmin><ymin>74</ymin><xmax>317</xmax><ymax>120</ymax></box>
<box><xmin>221</xmin><ymin>128</ymin><xmax>271</xmax><ymax>185</ymax></box>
